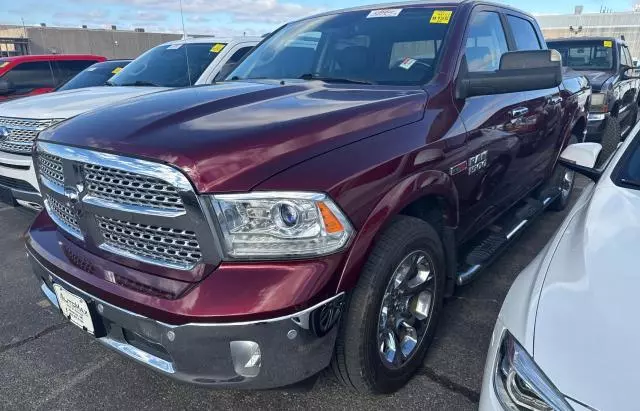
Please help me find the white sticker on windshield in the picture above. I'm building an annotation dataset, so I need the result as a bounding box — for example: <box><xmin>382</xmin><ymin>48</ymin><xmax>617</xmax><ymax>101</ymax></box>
<box><xmin>167</xmin><ymin>44</ymin><xmax>183</xmax><ymax>50</ymax></box>
<box><xmin>367</xmin><ymin>8</ymin><xmax>402</xmax><ymax>18</ymax></box>
<box><xmin>399</xmin><ymin>58</ymin><xmax>416</xmax><ymax>70</ymax></box>
<box><xmin>87</xmin><ymin>67</ymin><xmax>97</xmax><ymax>72</ymax></box>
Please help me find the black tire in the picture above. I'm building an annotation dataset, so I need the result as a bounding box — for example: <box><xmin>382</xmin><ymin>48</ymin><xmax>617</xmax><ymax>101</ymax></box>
<box><xmin>597</xmin><ymin>116</ymin><xmax>621</xmax><ymax>168</ymax></box>
<box><xmin>331</xmin><ymin>216</ymin><xmax>445</xmax><ymax>394</ymax></box>
<box><xmin>623</xmin><ymin>103</ymin><xmax>639</xmax><ymax>140</ymax></box>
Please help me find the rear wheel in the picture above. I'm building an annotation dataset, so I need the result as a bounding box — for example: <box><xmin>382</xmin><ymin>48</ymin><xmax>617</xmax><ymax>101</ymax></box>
<box><xmin>548</xmin><ymin>134</ymin><xmax>578</xmax><ymax>211</ymax></box>
<box><xmin>331</xmin><ymin>216</ymin><xmax>445</xmax><ymax>394</ymax></box>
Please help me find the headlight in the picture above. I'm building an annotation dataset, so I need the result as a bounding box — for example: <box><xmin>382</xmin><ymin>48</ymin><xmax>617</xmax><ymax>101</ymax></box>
<box><xmin>210</xmin><ymin>192</ymin><xmax>353</xmax><ymax>259</ymax></box>
<box><xmin>495</xmin><ymin>332</ymin><xmax>572</xmax><ymax>411</ymax></box>
<box><xmin>590</xmin><ymin>93</ymin><xmax>607</xmax><ymax>112</ymax></box>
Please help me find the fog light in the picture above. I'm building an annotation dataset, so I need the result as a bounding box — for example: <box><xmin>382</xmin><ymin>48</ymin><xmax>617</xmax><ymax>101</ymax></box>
<box><xmin>230</xmin><ymin>341</ymin><xmax>261</xmax><ymax>378</ymax></box>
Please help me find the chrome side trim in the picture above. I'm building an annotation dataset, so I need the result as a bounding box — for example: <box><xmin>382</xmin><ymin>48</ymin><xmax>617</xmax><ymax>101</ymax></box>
<box><xmin>101</xmin><ymin>337</ymin><xmax>175</xmax><ymax>374</ymax></box>
<box><xmin>37</xmin><ymin>141</ymin><xmax>194</xmax><ymax>192</ymax></box>
<box><xmin>506</xmin><ymin>220</ymin><xmax>528</xmax><ymax>240</ymax></box>
<box><xmin>457</xmin><ymin>264</ymin><xmax>481</xmax><ymax>286</ymax></box>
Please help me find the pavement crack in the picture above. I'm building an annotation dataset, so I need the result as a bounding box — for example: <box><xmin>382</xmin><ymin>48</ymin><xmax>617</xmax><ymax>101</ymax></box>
<box><xmin>451</xmin><ymin>296</ymin><xmax>500</xmax><ymax>305</ymax></box>
<box><xmin>0</xmin><ymin>322</ymin><xmax>70</xmax><ymax>354</ymax></box>
<box><xmin>418</xmin><ymin>366</ymin><xmax>480</xmax><ymax>404</ymax></box>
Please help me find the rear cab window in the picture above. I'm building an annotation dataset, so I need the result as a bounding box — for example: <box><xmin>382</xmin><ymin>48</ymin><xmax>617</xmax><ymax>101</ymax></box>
<box><xmin>228</xmin><ymin>7</ymin><xmax>456</xmax><ymax>86</ymax></box>
<box><xmin>108</xmin><ymin>42</ymin><xmax>226</xmax><ymax>87</ymax></box>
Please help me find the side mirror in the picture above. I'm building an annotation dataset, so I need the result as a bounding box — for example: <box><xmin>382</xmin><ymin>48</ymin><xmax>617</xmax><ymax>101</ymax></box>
<box><xmin>457</xmin><ymin>49</ymin><xmax>563</xmax><ymax>98</ymax></box>
<box><xmin>558</xmin><ymin>142</ymin><xmax>603</xmax><ymax>181</ymax></box>
<box><xmin>0</xmin><ymin>79</ymin><xmax>14</xmax><ymax>95</ymax></box>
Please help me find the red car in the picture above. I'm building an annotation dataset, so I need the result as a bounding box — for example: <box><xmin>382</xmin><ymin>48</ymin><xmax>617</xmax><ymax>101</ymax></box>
<box><xmin>0</xmin><ymin>54</ymin><xmax>106</xmax><ymax>101</ymax></box>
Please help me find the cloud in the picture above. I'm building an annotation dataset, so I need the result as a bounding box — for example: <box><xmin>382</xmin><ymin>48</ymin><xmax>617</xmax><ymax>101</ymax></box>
<box><xmin>119</xmin><ymin>11</ymin><xmax>168</xmax><ymax>21</ymax></box>
<box><xmin>186</xmin><ymin>15</ymin><xmax>211</xmax><ymax>23</ymax></box>
<box><xmin>94</xmin><ymin>0</ymin><xmax>321</xmax><ymax>25</ymax></box>
<box><xmin>52</xmin><ymin>9</ymin><xmax>110</xmax><ymax>24</ymax></box>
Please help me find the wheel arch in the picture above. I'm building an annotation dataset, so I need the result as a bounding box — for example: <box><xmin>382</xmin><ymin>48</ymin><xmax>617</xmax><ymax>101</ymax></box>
<box><xmin>335</xmin><ymin>170</ymin><xmax>458</xmax><ymax>293</ymax></box>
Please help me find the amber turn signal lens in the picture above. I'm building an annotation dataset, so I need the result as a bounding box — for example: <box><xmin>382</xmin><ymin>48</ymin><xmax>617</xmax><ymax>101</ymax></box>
<box><xmin>318</xmin><ymin>202</ymin><xmax>344</xmax><ymax>234</ymax></box>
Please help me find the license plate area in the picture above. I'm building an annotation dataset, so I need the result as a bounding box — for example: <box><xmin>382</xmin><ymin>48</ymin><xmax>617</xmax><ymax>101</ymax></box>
<box><xmin>53</xmin><ymin>284</ymin><xmax>96</xmax><ymax>335</ymax></box>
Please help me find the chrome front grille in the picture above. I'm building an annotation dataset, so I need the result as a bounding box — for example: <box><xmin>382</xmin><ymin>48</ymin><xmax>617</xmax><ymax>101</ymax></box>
<box><xmin>45</xmin><ymin>195</ymin><xmax>82</xmax><ymax>238</ymax></box>
<box><xmin>38</xmin><ymin>152</ymin><xmax>64</xmax><ymax>188</ymax></box>
<box><xmin>84</xmin><ymin>163</ymin><xmax>184</xmax><ymax>211</ymax></box>
<box><xmin>35</xmin><ymin>142</ymin><xmax>218</xmax><ymax>272</ymax></box>
<box><xmin>96</xmin><ymin>216</ymin><xmax>202</xmax><ymax>269</ymax></box>
<box><xmin>0</xmin><ymin>117</ymin><xmax>61</xmax><ymax>155</ymax></box>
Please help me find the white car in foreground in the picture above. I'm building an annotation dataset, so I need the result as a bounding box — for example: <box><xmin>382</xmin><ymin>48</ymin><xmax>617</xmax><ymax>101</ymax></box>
<box><xmin>480</xmin><ymin>121</ymin><xmax>640</xmax><ymax>410</ymax></box>
<box><xmin>0</xmin><ymin>36</ymin><xmax>259</xmax><ymax>209</ymax></box>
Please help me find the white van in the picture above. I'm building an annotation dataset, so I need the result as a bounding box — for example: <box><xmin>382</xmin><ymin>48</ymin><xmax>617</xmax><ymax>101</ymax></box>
<box><xmin>0</xmin><ymin>36</ymin><xmax>260</xmax><ymax>209</ymax></box>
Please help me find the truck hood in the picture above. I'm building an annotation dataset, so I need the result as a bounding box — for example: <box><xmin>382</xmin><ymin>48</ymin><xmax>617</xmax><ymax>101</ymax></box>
<box><xmin>0</xmin><ymin>86</ymin><xmax>168</xmax><ymax>119</ymax></box>
<box><xmin>39</xmin><ymin>80</ymin><xmax>427</xmax><ymax>192</ymax></box>
<box><xmin>578</xmin><ymin>70</ymin><xmax>614</xmax><ymax>91</ymax></box>
<box><xmin>533</xmin><ymin>181</ymin><xmax>640</xmax><ymax>410</ymax></box>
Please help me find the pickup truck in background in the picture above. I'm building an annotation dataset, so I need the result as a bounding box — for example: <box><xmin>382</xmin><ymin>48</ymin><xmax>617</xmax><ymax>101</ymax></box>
<box><xmin>0</xmin><ymin>54</ymin><xmax>106</xmax><ymax>101</ymax></box>
<box><xmin>548</xmin><ymin>37</ymin><xmax>640</xmax><ymax>157</ymax></box>
<box><xmin>28</xmin><ymin>1</ymin><xmax>590</xmax><ymax>394</ymax></box>
<box><xmin>0</xmin><ymin>36</ymin><xmax>260</xmax><ymax>210</ymax></box>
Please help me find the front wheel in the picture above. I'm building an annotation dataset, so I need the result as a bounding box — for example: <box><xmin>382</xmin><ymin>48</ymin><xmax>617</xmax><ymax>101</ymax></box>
<box><xmin>331</xmin><ymin>216</ymin><xmax>445</xmax><ymax>394</ymax></box>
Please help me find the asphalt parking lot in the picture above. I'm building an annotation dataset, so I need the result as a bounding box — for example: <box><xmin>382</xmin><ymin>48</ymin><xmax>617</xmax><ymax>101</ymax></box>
<box><xmin>0</xmin><ymin>178</ymin><xmax>588</xmax><ymax>410</ymax></box>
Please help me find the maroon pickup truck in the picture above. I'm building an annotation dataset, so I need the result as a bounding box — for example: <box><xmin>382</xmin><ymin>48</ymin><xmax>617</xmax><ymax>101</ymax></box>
<box><xmin>27</xmin><ymin>1</ymin><xmax>590</xmax><ymax>394</ymax></box>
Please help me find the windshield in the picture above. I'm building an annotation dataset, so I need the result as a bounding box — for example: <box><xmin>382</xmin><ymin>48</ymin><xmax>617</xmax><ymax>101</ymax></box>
<box><xmin>228</xmin><ymin>7</ymin><xmax>454</xmax><ymax>85</ymax></box>
<box><xmin>109</xmin><ymin>42</ymin><xmax>225</xmax><ymax>87</ymax></box>
<box><xmin>57</xmin><ymin>62</ymin><xmax>129</xmax><ymax>91</ymax></box>
<box><xmin>548</xmin><ymin>40</ymin><xmax>614</xmax><ymax>70</ymax></box>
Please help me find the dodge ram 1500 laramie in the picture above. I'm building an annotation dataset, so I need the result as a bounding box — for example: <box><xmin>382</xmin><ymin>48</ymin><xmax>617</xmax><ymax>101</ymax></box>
<box><xmin>27</xmin><ymin>1</ymin><xmax>590</xmax><ymax>394</ymax></box>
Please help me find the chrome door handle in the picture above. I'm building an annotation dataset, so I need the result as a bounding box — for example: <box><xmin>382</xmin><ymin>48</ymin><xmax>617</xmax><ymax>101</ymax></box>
<box><xmin>510</xmin><ymin>107</ymin><xmax>529</xmax><ymax>118</ymax></box>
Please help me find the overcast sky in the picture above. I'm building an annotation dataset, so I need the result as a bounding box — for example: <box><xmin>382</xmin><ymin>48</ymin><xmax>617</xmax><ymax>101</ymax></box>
<box><xmin>0</xmin><ymin>0</ymin><xmax>636</xmax><ymax>36</ymax></box>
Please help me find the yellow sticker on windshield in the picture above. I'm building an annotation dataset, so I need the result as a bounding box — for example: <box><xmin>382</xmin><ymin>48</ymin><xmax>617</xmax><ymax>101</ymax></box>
<box><xmin>430</xmin><ymin>10</ymin><xmax>453</xmax><ymax>24</ymax></box>
<box><xmin>111</xmin><ymin>67</ymin><xmax>123</xmax><ymax>74</ymax></box>
<box><xmin>0</xmin><ymin>62</ymin><xmax>9</xmax><ymax>68</ymax></box>
<box><xmin>604</xmin><ymin>40</ymin><xmax>613</xmax><ymax>48</ymax></box>
<box><xmin>211</xmin><ymin>43</ymin><xmax>226</xmax><ymax>53</ymax></box>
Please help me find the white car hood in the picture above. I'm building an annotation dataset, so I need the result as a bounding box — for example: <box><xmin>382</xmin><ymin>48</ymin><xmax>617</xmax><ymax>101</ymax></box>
<box><xmin>534</xmin><ymin>179</ymin><xmax>640</xmax><ymax>410</ymax></box>
<box><xmin>0</xmin><ymin>86</ymin><xmax>169</xmax><ymax>119</ymax></box>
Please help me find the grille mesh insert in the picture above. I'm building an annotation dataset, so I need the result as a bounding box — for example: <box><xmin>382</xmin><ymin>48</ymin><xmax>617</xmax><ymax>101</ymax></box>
<box><xmin>46</xmin><ymin>195</ymin><xmax>81</xmax><ymax>237</ymax></box>
<box><xmin>0</xmin><ymin>117</ymin><xmax>61</xmax><ymax>154</ymax></box>
<box><xmin>84</xmin><ymin>163</ymin><xmax>184</xmax><ymax>211</ymax></box>
<box><xmin>96</xmin><ymin>216</ymin><xmax>202</xmax><ymax>268</ymax></box>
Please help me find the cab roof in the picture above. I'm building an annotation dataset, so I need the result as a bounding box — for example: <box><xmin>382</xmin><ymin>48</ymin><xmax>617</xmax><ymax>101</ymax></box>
<box><xmin>162</xmin><ymin>36</ymin><xmax>262</xmax><ymax>46</ymax></box>
<box><xmin>0</xmin><ymin>54</ymin><xmax>105</xmax><ymax>62</ymax></box>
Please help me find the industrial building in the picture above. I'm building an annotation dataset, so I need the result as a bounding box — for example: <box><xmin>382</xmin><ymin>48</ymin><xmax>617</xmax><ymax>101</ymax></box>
<box><xmin>0</xmin><ymin>25</ymin><xmax>182</xmax><ymax>59</ymax></box>
<box><xmin>538</xmin><ymin>8</ymin><xmax>640</xmax><ymax>58</ymax></box>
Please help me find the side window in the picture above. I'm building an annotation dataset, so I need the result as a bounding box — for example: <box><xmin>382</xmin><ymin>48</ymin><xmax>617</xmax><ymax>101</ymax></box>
<box><xmin>507</xmin><ymin>15</ymin><xmax>542</xmax><ymax>50</ymax></box>
<box><xmin>465</xmin><ymin>12</ymin><xmax>509</xmax><ymax>72</ymax></box>
<box><xmin>623</xmin><ymin>46</ymin><xmax>633</xmax><ymax>67</ymax></box>
<box><xmin>214</xmin><ymin>47</ymin><xmax>254</xmax><ymax>82</ymax></box>
<box><xmin>52</xmin><ymin>60</ymin><xmax>96</xmax><ymax>86</ymax></box>
<box><xmin>1</xmin><ymin>61</ymin><xmax>55</xmax><ymax>94</ymax></box>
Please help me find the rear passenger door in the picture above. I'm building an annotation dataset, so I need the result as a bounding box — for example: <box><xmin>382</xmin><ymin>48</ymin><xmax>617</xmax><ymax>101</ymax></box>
<box><xmin>52</xmin><ymin>60</ymin><xmax>97</xmax><ymax>88</ymax></box>
<box><xmin>505</xmin><ymin>13</ymin><xmax>563</xmax><ymax>175</ymax></box>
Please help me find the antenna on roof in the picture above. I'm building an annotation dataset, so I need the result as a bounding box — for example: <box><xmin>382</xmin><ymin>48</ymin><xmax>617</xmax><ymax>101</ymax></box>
<box><xmin>179</xmin><ymin>0</ymin><xmax>192</xmax><ymax>86</ymax></box>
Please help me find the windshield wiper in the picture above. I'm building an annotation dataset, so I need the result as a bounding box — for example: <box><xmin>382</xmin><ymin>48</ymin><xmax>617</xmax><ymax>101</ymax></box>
<box><xmin>298</xmin><ymin>73</ymin><xmax>374</xmax><ymax>85</ymax></box>
<box><xmin>119</xmin><ymin>80</ymin><xmax>162</xmax><ymax>87</ymax></box>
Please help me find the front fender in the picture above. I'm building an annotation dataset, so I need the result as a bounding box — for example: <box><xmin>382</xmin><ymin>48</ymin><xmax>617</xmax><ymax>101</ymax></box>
<box><xmin>335</xmin><ymin>170</ymin><xmax>458</xmax><ymax>292</ymax></box>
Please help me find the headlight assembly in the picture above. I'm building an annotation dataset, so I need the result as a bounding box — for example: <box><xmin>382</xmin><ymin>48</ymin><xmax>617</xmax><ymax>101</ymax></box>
<box><xmin>590</xmin><ymin>93</ymin><xmax>607</xmax><ymax>113</ymax></box>
<box><xmin>495</xmin><ymin>332</ymin><xmax>572</xmax><ymax>411</ymax></box>
<box><xmin>210</xmin><ymin>192</ymin><xmax>353</xmax><ymax>259</ymax></box>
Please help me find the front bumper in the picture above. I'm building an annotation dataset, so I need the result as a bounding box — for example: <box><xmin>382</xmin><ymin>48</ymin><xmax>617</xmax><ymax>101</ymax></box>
<box><xmin>31</xmin><ymin>253</ymin><xmax>343</xmax><ymax>388</ymax></box>
<box><xmin>0</xmin><ymin>150</ymin><xmax>41</xmax><ymax>207</ymax></box>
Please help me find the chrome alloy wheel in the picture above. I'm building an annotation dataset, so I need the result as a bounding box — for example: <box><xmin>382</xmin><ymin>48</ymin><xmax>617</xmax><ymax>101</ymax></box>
<box><xmin>377</xmin><ymin>250</ymin><xmax>436</xmax><ymax>369</ymax></box>
<box><xmin>560</xmin><ymin>169</ymin><xmax>575</xmax><ymax>201</ymax></box>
